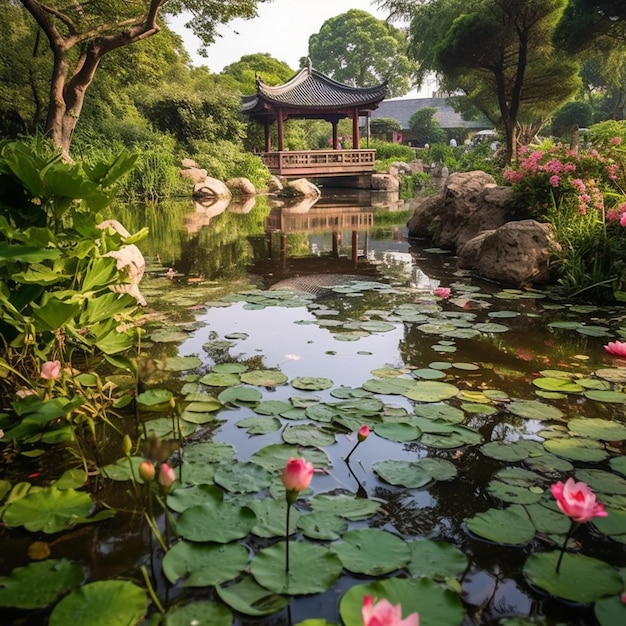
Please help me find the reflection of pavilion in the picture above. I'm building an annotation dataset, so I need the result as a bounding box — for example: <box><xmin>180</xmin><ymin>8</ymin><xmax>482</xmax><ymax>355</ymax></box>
<box><xmin>248</xmin><ymin>198</ymin><xmax>380</xmax><ymax>287</ymax></box>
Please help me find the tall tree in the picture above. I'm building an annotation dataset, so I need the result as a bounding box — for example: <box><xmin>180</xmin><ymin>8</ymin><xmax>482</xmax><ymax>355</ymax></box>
<box><xmin>222</xmin><ymin>53</ymin><xmax>294</xmax><ymax>94</ymax></box>
<box><xmin>15</xmin><ymin>0</ymin><xmax>268</xmax><ymax>156</ymax></box>
<box><xmin>307</xmin><ymin>9</ymin><xmax>417</xmax><ymax>97</ymax></box>
<box><xmin>407</xmin><ymin>0</ymin><xmax>579</xmax><ymax>162</ymax></box>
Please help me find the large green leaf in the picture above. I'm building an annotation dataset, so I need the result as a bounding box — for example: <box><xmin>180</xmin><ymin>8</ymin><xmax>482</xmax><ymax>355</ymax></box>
<box><xmin>402</xmin><ymin>381</ymin><xmax>459</xmax><ymax>402</ymax></box>
<box><xmin>176</xmin><ymin>502</ymin><xmax>256</xmax><ymax>543</ymax></box>
<box><xmin>213</xmin><ymin>462</ymin><xmax>271</xmax><ymax>493</ymax></box>
<box><xmin>216</xmin><ymin>575</ymin><xmax>289</xmax><ymax>616</ymax></box>
<box><xmin>466</xmin><ymin>505</ymin><xmax>536</xmax><ymax>545</ymax></box>
<box><xmin>248</xmin><ymin>497</ymin><xmax>300</xmax><ymax>538</ymax></box>
<box><xmin>164</xmin><ymin>601</ymin><xmax>232</xmax><ymax>626</ymax></box>
<box><xmin>406</xmin><ymin>540</ymin><xmax>468</xmax><ymax>580</ymax></box>
<box><xmin>32</xmin><ymin>299</ymin><xmax>80</xmax><ymax>332</ymax></box>
<box><xmin>49</xmin><ymin>580</ymin><xmax>147</xmax><ymax>626</ymax></box>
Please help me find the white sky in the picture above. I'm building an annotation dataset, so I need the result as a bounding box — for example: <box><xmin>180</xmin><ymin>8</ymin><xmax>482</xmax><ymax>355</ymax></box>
<box><xmin>169</xmin><ymin>0</ymin><xmax>386</xmax><ymax>73</ymax></box>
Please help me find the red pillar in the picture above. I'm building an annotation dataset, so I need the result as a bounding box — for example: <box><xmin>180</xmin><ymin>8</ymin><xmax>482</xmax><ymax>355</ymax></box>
<box><xmin>352</xmin><ymin>108</ymin><xmax>360</xmax><ymax>149</ymax></box>
<box><xmin>277</xmin><ymin>110</ymin><xmax>284</xmax><ymax>151</ymax></box>
<box><xmin>264</xmin><ymin>120</ymin><xmax>271</xmax><ymax>152</ymax></box>
<box><xmin>332</xmin><ymin>121</ymin><xmax>339</xmax><ymax>149</ymax></box>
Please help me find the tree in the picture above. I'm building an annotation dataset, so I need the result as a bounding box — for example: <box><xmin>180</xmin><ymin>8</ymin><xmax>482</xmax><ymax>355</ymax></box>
<box><xmin>306</xmin><ymin>9</ymin><xmax>417</xmax><ymax>97</ymax></box>
<box><xmin>15</xmin><ymin>0</ymin><xmax>268</xmax><ymax>156</ymax></box>
<box><xmin>221</xmin><ymin>53</ymin><xmax>295</xmax><ymax>94</ymax></box>
<box><xmin>551</xmin><ymin>100</ymin><xmax>594</xmax><ymax>136</ymax></box>
<box><xmin>408</xmin><ymin>107</ymin><xmax>446</xmax><ymax>144</ymax></box>
<box><xmin>370</xmin><ymin>118</ymin><xmax>402</xmax><ymax>135</ymax></box>
<box><xmin>408</xmin><ymin>0</ymin><xmax>580</xmax><ymax>162</ymax></box>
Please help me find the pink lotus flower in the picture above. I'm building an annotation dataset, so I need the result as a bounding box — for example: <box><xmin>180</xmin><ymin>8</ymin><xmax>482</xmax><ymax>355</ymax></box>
<box><xmin>358</xmin><ymin>425</ymin><xmax>370</xmax><ymax>442</ymax></box>
<box><xmin>434</xmin><ymin>287</ymin><xmax>451</xmax><ymax>299</ymax></box>
<box><xmin>361</xmin><ymin>595</ymin><xmax>419</xmax><ymax>626</ymax></box>
<box><xmin>158</xmin><ymin>463</ymin><xmax>176</xmax><ymax>491</ymax></box>
<box><xmin>282</xmin><ymin>457</ymin><xmax>314</xmax><ymax>494</ymax></box>
<box><xmin>40</xmin><ymin>360</ymin><xmax>61</xmax><ymax>380</ymax></box>
<box><xmin>551</xmin><ymin>477</ymin><xmax>608</xmax><ymax>523</ymax></box>
<box><xmin>604</xmin><ymin>341</ymin><xmax>626</xmax><ymax>357</ymax></box>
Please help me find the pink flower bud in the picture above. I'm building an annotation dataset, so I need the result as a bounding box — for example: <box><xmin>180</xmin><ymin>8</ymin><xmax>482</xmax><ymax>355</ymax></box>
<box><xmin>139</xmin><ymin>461</ymin><xmax>155</xmax><ymax>482</ymax></box>
<box><xmin>158</xmin><ymin>463</ymin><xmax>176</xmax><ymax>490</ymax></box>
<box><xmin>434</xmin><ymin>287</ymin><xmax>451</xmax><ymax>299</ymax></box>
<box><xmin>281</xmin><ymin>457</ymin><xmax>314</xmax><ymax>494</ymax></box>
<box><xmin>40</xmin><ymin>360</ymin><xmax>62</xmax><ymax>380</ymax></box>
<box><xmin>358</xmin><ymin>425</ymin><xmax>370</xmax><ymax>442</ymax></box>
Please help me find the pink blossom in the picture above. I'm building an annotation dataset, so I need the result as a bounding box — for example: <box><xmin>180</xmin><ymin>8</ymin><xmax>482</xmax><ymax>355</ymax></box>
<box><xmin>605</xmin><ymin>340</ymin><xmax>626</xmax><ymax>357</ymax></box>
<box><xmin>282</xmin><ymin>457</ymin><xmax>314</xmax><ymax>493</ymax></box>
<box><xmin>158</xmin><ymin>463</ymin><xmax>176</xmax><ymax>490</ymax></box>
<box><xmin>611</xmin><ymin>136</ymin><xmax>622</xmax><ymax>145</ymax></box>
<box><xmin>434</xmin><ymin>287</ymin><xmax>451</xmax><ymax>299</ymax></box>
<box><xmin>551</xmin><ymin>478</ymin><xmax>608</xmax><ymax>523</ymax></box>
<box><xmin>606</xmin><ymin>208</ymin><xmax>621</xmax><ymax>222</ymax></box>
<box><xmin>40</xmin><ymin>360</ymin><xmax>61</xmax><ymax>380</ymax></box>
<box><xmin>621</xmin><ymin>213</ymin><xmax>626</xmax><ymax>227</ymax></box>
<box><xmin>361</xmin><ymin>595</ymin><xmax>419</xmax><ymax>626</ymax></box>
<box><xmin>571</xmin><ymin>178</ymin><xmax>586</xmax><ymax>192</ymax></box>
<box><xmin>549</xmin><ymin>175</ymin><xmax>560</xmax><ymax>187</ymax></box>
<box><xmin>358</xmin><ymin>425</ymin><xmax>370</xmax><ymax>442</ymax></box>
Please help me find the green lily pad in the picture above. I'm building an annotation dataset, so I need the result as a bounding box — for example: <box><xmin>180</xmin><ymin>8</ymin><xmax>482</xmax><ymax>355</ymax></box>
<box><xmin>310</xmin><ymin>494</ymin><xmax>381</xmax><ymax>520</ymax></box>
<box><xmin>362</xmin><ymin>377</ymin><xmax>415</xmax><ymax>394</ymax></box>
<box><xmin>595</xmin><ymin>594</ymin><xmax>626</xmax><ymax>626</ymax></box>
<box><xmin>136</xmin><ymin>388</ymin><xmax>173</xmax><ymax>407</ymax></box>
<box><xmin>406</xmin><ymin>540</ymin><xmax>468</xmax><ymax>580</ymax></box>
<box><xmin>236</xmin><ymin>416</ymin><xmax>282</xmax><ymax>435</ymax></box>
<box><xmin>420</xmin><ymin>424</ymin><xmax>482</xmax><ymax>449</ymax></box>
<box><xmin>532</xmin><ymin>377</ymin><xmax>584</xmax><ymax>393</ymax></box>
<box><xmin>339</xmin><ymin>578</ymin><xmax>464</xmax><ymax>626</ymax></box>
<box><xmin>544</xmin><ymin>437</ymin><xmax>609</xmax><ymax>462</ymax></box>
<box><xmin>176</xmin><ymin>502</ymin><xmax>256</xmax><ymax>543</ymax></box>
<box><xmin>212</xmin><ymin>363</ymin><xmax>247</xmax><ymax>373</ymax></box>
<box><xmin>487</xmin><ymin>480</ymin><xmax>543</xmax><ymax>505</ymax></box>
<box><xmin>480</xmin><ymin>439</ymin><xmax>543</xmax><ymax>462</ymax></box>
<box><xmin>297</xmin><ymin>511</ymin><xmax>348</xmax><ymax>540</ymax></box>
<box><xmin>252</xmin><ymin>400</ymin><xmax>293</xmax><ymax>416</ymax></box>
<box><xmin>568</xmin><ymin>418</ymin><xmax>626</xmax><ymax>441</ymax></box>
<box><xmin>331</xmin><ymin>528</ymin><xmax>410</xmax><ymax>575</ymax></box>
<box><xmin>375</xmin><ymin>422</ymin><xmax>421</xmax><ymax>443</ymax></box>
<box><xmin>184</xmin><ymin>442</ymin><xmax>234</xmax><ymax>464</ymax></box>
<box><xmin>507</xmin><ymin>400</ymin><xmax>565</xmax><ymax>422</ymax></box>
<box><xmin>2</xmin><ymin>487</ymin><xmax>94</xmax><ymax>533</ymax></box>
<box><xmin>413</xmin><ymin>404</ymin><xmax>465</xmax><ymax>423</ymax></box>
<box><xmin>584</xmin><ymin>390</ymin><xmax>626</xmax><ymax>403</ymax></box>
<box><xmin>466</xmin><ymin>505</ymin><xmax>535</xmax><ymax>545</ymax></box>
<box><xmin>251</xmin><ymin>444</ymin><xmax>329</xmax><ymax>471</ymax></box>
<box><xmin>164</xmin><ymin>601</ymin><xmax>232</xmax><ymax>626</ymax></box>
<box><xmin>412</xmin><ymin>368</ymin><xmax>447</xmax><ymax>380</ymax></box>
<box><xmin>145</xmin><ymin>417</ymin><xmax>196</xmax><ymax>439</ymax></box>
<box><xmin>247</xmin><ymin>497</ymin><xmax>299</xmax><ymax>538</ymax></box>
<box><xmin>523</xmin><ymin>552</ymin><xmax>622</xmax><ymax>602</ymax></box>
<box><xmin>282</xmin><ymin>424</ymin><xmax>336</xmax><ymax>447</ymax></box>
<box><xmin>162</xmin><ymin>540</ymin><xmax>249</xmax><ymax>586</ymax></box>
<box><xmin>402</xmin><ymin>381</ymin><xmax>459</xmax><ymax>402</ymax></box>
<box><xmin>524</xmin><ymin>502</ymin><xmax>570</xmax><ymax>535</ymax></box>
<box><xmin>101</xmin><ymin>456</ymin><xmax>147</xmax><ymax>482</ymax></box>
<box><xmin>240</xmin><ymin>370</ymin><xmax>288</xmax><ymax>386</ymax></box>
<box><xmin>373</xmin><ymin>460</ymin><xmax>433</xmax><ymax>488</ymax></box>
<box><xmin>473</xmin><ymin>322</ymin><xmax>509</xmax><ymax>333</ymax></box>
<box><xmin>159</xmin><ymin>356</ymin><xmax>202</xmax><ymax>372</ymax></box>
<box><xmin>216</xmin><ymin>575</ymin><xmax>289</xmax><ymax>616</ymax></box>
<box><xmin>166</xmin><ymin>484</ymin><xmax>223</xmax><ymax>513</ymax></box>
<box><xmin>49</xmin><ymin>580</ymin><xmax>147</xmax><ymax>626</ymax></box>
<box><xmin>199</xmin><ymin>372</ymin><xmax>241</xmax><ymax>387</ymax></box>
<box><xmin>610</xmin><ymin>456</ymin><xmax>626</xmax><ymax>477</ymax></box>
<box><xmin>291</xmin><ymin>377</ymin><xmax>333</xmax><ymax>391</ymax></box>
<box><xmin>217</xmin><ymin>386</ymin><xmax>262</xmax><ymax>407</ymax></box>
<box><xmin>250</xmin><ymin>542</ymin><xmax>343</xmax><ymax>595</ymax></box>
<box><xmin>0</xmin><ymin>559</ymin><xmax>83</xmax><ymax>609</ymax></box>
<box><xmin>213</xmin><ymin>462</ymin><xmax>271</xmax><ymax>493</ymax></box>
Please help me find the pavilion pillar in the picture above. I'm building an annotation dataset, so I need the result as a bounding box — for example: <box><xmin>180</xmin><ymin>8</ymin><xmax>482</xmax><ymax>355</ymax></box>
<box><xmin>277</xmin><ymin>110</ymin><xmax>285</xmax><ymax>151</ymax></box>
<box><xmin>264</xmin><ymin>120</ymin><xmax>271</xmax><ymax>152</ymax></box>
<box><xmin>352</xmin><ymin>108</ymin><xmax>360</xmax><ymax>149</ymax></box>
<box><xmin>332</xmin><ymin>121</ymin><xmax>339</xmax><ymax>149</ymax></box>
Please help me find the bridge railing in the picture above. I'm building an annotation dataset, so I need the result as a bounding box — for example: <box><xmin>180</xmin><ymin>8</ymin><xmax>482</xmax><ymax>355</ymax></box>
<box><xmin>260</xmin><ymin>149</ymin><xmax>376</xmax><ymax>177</ymax></box>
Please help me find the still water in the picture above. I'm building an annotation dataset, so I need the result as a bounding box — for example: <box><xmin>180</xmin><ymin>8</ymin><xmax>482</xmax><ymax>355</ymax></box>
<box><xmin>3</xmin><ymin>189</ymin><xmax>626</xmax><ymax>625</ymax></box>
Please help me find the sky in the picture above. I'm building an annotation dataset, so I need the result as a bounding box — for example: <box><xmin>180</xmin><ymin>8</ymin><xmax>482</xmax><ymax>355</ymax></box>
<box><xmin>169</xmin><ymin>0</ymin><xmax>386</xmax><ymax>73</ymax></box>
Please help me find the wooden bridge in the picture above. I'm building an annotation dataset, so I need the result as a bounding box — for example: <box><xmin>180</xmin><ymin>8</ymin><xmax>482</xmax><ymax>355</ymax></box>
<box><xmin>259</xmin><ymin>149</ymin><xmax>376</xmax><ymax>179</ymax></box>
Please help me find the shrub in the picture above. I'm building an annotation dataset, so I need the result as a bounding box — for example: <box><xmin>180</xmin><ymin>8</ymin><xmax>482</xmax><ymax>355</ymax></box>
<box><xmin>371</xmin><ymin>139</ymin><xmax>415</xmax><ymax>162</ymax></box>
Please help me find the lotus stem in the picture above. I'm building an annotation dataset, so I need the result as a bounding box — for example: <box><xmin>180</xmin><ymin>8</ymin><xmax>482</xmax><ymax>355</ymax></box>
<box><xmin>285</xmin><ymin>502</ymin><xmax>291</xmax><ymax>573</ymax></box>
<box><xmin>556</xmin><ymin>520</ymin><xmax>578</xmax><ymax>573</ymax></box>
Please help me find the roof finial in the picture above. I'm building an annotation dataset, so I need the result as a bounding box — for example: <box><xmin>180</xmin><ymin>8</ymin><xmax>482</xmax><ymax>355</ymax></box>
<box><xmin>307</xmin><ymin>57</ymin><xmax>312</xmax><ymax>73</ymax></box>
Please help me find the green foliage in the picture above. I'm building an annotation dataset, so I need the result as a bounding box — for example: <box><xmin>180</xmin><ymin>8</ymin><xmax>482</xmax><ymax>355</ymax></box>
<box><xmin>0</xmin><ymin>140</ymin><xmax>144</xmax><ymax>441</ymax></box>
<box><xmin>551</xmin><ymin>101</ymin><xmax>594</xmax><ymax>138</ymax></box>
<box><xmin>307</xmin><ymin>9</ymin><xmax>416</xmax><ymax>97</ymax></box>
<box><xmin>370</xmin><ymin>118</ymin><xmax>402</xmax><ymax>135</ymax></box>
<box><xmin>222</xmin><ymin>53</ymin><xmax>295</xmax><ymax>94</ymax></box>
<box><xmin>587</xmin><ymin>120</ymin><xmax>626</xmax><ymax>149</ymax></box>
<box><xmin>408</xmin><ymin>108</ymin><xmax>447</xmax><ymax>145</ymax></box>
<box><xmin>371</xmin><ymin>140</ymin><xmax>415</xmax><ymax>162</ymax></box>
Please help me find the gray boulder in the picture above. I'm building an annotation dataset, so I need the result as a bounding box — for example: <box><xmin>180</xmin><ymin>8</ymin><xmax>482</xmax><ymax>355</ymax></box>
<box><xmin>193</xmin><ymin>177</ymin><xmax>232</xmax><ymax>200</ymax></box>
<box><xmin>280</xmin><ymin>178</ymin><xmax>321</xmax><ymax>198</ymax></box>
<box><xmin>226</xmin><ymin>177</ymin><xmax>256</xmax><ymax>196</ymax></box>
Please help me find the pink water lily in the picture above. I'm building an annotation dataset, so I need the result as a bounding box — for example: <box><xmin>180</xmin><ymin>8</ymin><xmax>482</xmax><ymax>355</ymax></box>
<box><xmin>551</xmin><ymin>477</ymin><xmax>608</xmax><ymax>523</ymax></box>
<box><xmin>361</xmin><ymin>595</ymin><xmax>419</xmax><ymax>626</ymax></box>
<box><xmin>40</xmin><ymin>360</ymin><xmax>61</xmax><ymax>380</ymax></box>
<box><xmin>604</xmin><ymin>340</ymin><xmax>626</xmax><ymax>357</ymax></box>
<box><xmin>434</xmin><ymin>287</ymin><xmax>451</xmax><ymax>299</ymax></box>
<box><xmin>282</xmin><ymin>457</ymin><xmax>314</xmax><ymax>494</ymax></box>
<box><xmin>158</xmin><ymin>463</ymin><xmax>176</xmax><ymax>491</ymax></box>
<box><xmin>358</xmin><ymin>425</ymin><xmax>370</xmax><ymax>442</ymax></box>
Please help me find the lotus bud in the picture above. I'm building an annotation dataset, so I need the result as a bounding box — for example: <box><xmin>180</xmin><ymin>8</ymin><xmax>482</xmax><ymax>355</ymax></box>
<box><xmin>122</xmin><ymin>434</ymin><xmax>133</xmax><ymax>457</ymax></box>
<box><xmin>138</xmin><ymin>461</ymin><xmax>155</xmax><ymax>482</ymax></box>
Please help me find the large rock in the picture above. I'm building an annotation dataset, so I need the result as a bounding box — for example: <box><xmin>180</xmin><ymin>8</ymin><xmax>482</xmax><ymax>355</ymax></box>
<box><xmin>458</xmin><ymin>220</ymin><xmax>561</xmax><ymax>288</ymax></box>
<box><xmin>371</xmin><ymin>173</ymin><xmax>400</xmax><ymax>192</ymax></box>
<box><xmin>280</xmin><ymin>178</ymin><xmax>321</xmax><ymax>198</ymax></box>
<box><xmin>407</xmin><ymin>170</ymin><xmax>513</xmax><ymax>249</ymax></box>
<box><xmin>193</xmin><ymin>177</ymin><xmax>232</xmax><ymax>200</ymax></box>
<box><xmin>226</xmin><ymin>177</ymin><xmax>256</xmax><ymax>196</ymax></box>
<box><xmin>267</xmin><ymin>175</ymin><xmax>284</xmax><ymax>193</ymax></box>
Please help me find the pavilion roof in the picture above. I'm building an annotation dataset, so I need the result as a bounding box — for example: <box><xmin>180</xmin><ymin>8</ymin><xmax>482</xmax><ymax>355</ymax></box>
<box><xmin>241</xmin><ymin>65</ymin><xmax>388</xmax><ymax>117</ymax></box>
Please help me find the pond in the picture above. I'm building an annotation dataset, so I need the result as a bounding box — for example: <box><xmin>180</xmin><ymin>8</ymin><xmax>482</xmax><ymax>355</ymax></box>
<box><xmin>1</xmin><ymin>188</ymin><xmax>625</xmax><ymax>626</ymax></box>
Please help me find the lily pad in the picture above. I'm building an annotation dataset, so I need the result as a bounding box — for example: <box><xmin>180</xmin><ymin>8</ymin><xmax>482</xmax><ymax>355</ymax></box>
<box><xmin>523</xmin><ymin>551</ymin><xmax>622</xmax><ymax>602</ymax></box>
<box><xmin>583</xmin><ymin>390</ymin><xmax>626</xmax><ymax>403</ymax></box>
<box><xmin>282</xmin><ymin>424</ymin><xmax>336</xmax><ymax>447</ymax></box>
<box><xmin>402</xmin><ymin>381</ymin><xmax>459</xmax><ymax>402</ymax></box>
<box><xmin>569</xmin><ymin>418</ymin><xmax>626</xmax><ymax>441</ymax></box>
<box><xmin>374</xmin><ymin>422</ymin><xmax>421</xmax><ymax>443</ymax></box>
<box><xmin>213</xmin><ymin>462</ymin><xmax>271</xmax><ymax>493</ymax></box>
<box><xmin>331</xmin><ymin>528</ymin><xmax>410</xmax><ymax>575</ymax></box>
<box><xmin>164</xmin><ymin>601</ymin><xmax>232</xmax><ymax>626</ymax></box>
<box><xmin>297</xmin><ymin>511</ymin><xmax>348</xmax><ymax>540</ymax></box>
<box><xmin>507</xmin><ymin>401</ymin><xmax>565</xmax><ymax>422</ymax></box>
<box><xmin>236</xmin><ymin>416</ymin><xmax>282</xmax><ymax>435</ymax></box>
<box><xmin>291</xmin><ymin>377</ymin><xmax>333</xmax><ymax>391</ymax></box>
<box><xmin>176</xmin><ymin>502</ymin><xmax>256</xmax><ymax>543</ymax></box>
<box><xmin>248</xmin><ymin>497</ymin><xmax>299</xmax><ymax>538</ymax></box>
<box><xmin>159</xmin><ymin>356</ymin><xmax>202</xmax><ymax>372</ymax></box>
<box><xmin>216</xmin><ymin>575</ymin><xmax>289</xmax><ymax>616</ymax></box>
<box><xmin>543</xmin><ymin>437</ymin><xmax>609</xmax><ymax>462</ymax></box>
<box><xmin>251</xmin><ymin>444</ymin><xmax>329</xmax><ymax>472</ymax></box>
<box><xmin>310</xmin><ymin>493</ymin><xmax>381</xmax><ymax>520</ymax></box>
<box><xmin>373</xmin><ymin>460</ymin><xmax>432</xmax><ymax>488</ymax></box>
<box><xmin>406</xmin><ymin>540</ymin><xmax>468</xmax><ymax>580</ymax></box>
<box><xmin>466</xmin><ymin>505</ymin><xmax>536</xmax><ymax>545</ymax></box>
<box><xmin>199</xmin><ymin>372</ymin><xmax>241</xmax><ymax>387</ymax></box>
<box><xmin>217</xmin><ymin>386</ymin><xmax>262</xmax><ymax>407</ymax></box>
<box><xmin>240</xmin><ymin>370</ymin><xmax>288</xmax><ymax>386</ymax></box>
<box><xmin>166</xmin><ymin>484</ymin><xmax>223</xmax><ymax>513</ymax></box>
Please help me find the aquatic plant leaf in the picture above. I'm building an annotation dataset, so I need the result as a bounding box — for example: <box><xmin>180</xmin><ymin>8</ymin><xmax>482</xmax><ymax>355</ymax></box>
<box><xmin>166</xmin><ymin>484</ymin><xmax>222</xmax><ymax>513</ymax></box>
<box><xmin>297</xmin><ymin>511</ymin><xmax>348</xmax><ymax>540</ymax></box>
<box><xmin>331</xmin><ymin>528</ymin><xmax>410</xmax><ymax>575</ymax></box>
<box><xmin>199</xmin><ymin>372</ymin><xmax>241</xmax><ymax>387</ymax></box>
<box><xmin>149</xmin><ymin>328</ymin><xmax>189</xmax><ymax>343</ymax></box>
<box><xmin>291</xmin><ymin>376</ymin><xmax>333</xmax><ymax>391</ymax></box>
<box><xmin>162</xmin><ymin>541</ymin><xmax>248</xmax><ymax>587</ymax></box>
<box><xmin>413</xmin><ymin>403</ymin><xmax>464</xmax><ymax>423</ymax></box>
<box><xmin>524</xmin><ymin>502</ymin><xmax>570</xmax><ymax>535</ymax></box>
<box><xmin>544</xmin><ymin>437</ymin><xmax>609</xmax><ymax>462</ymax></box>
<box><xmin>159</xmin><ymin>356</ymin><xmax>202</xmax><ymax>372</ymax></box>
<box><xmin>488</xmin><ymin>310</ymin><xmax>520</xmax><ymax>318</ymax></box>
<box><xmin>466</xmin><ymin>505</ymin><xmax>535</xmax><ymax>545</ymax></box>
<box><xmin>576</xmin><ymin>378</ymin><xmax>611</xmax><ymax>390</ymax></box>
<box><xmin>339</xmin><ymin>578</ymin><xmax>464</xmax><ymax>626</ymax></box>
<box><xmin>406</xmin><ymin>540</ymin><xmax>468</xmax><ymax>581</ymax></box>
<box><xmin>101</xmin><ymin>456</ymin><xmax>146</xmax><ymax>482</ymax></box>
<box><xmin>305</xmin><ymin>404</ymin><xmax>338</xmax><ymax>422</ymax></box>
<box><xmin>49</xmin><ymin>580</ymin><xmax>147</xmax><ymax>626</ymax></box>
<box><xmin>252</xmin><ymin>400</ymin><xmax>292</xmax><ymax>416</ymax></box>
<box><xmin>375</xmin><ymin>423</ymin><xmax>421</xmax><ymax>443</ymax></box>
<box><xmin>216</xmin><ymin>575</ymin><xmax>289</xmax><ymax>616</ymax></box>
<box><xmin>184</xmin><ymin>399</ymin><xmax>222</xmax><ymax>413</ymax></box>
<box><xmin>310</xmin><ymin>494</ymin><xmax>381</xmax><ymax>520</ymax></box>
<box><xmin>373</xmin><ymin>460</ymin><xmax>432</xmax><ymax>488</ymax></box>
<box><xmin>402</xmin><ymin>381</ymin><xmax>459</xmax><ymax>402</ymax></box>
<box><xmin>487</xmin><ymin>480</ymin><xmax>542</xmax><ymax>505</ymax></box>
<box><xmin>548</xmin><ymin>321</ymin><xmax>582</xmax><ymax>329</ymax></box>
<box><xmin>569</xmin><ymin>418</ymin><xmax>626</xmax><ymax>441</ymax></box>
<box><xmin>246</xmin><ymin>497</ymin><xmax>300</xmax><ymax>538</ymax></box>
<box><xmin>181</xmin><ymin>462</ymin><xmax>217</xmax><ymax>485</ymax></box>
<box><xmin>185</xmin><ymin>441</ymin><xmax>234</xmax><ymax>464</ymax></box>
<box><xmin>164</xmin><ymin>600</ymin><xmax>232</xmax><ymax>626</ymax></box>
<box><xmin>595</xmin><ymin>368</ymin><xmax>626</xmax><ymax>384</ymax></box>
<box><xmin>0</xmin><ymin>559</ymin><xmax>83</xmax><ymax>609</ymax></box>
<box><xmin>213</xmin><ymin>462</ymin><xmax>271</xmax><ymax>494</ymax></box>
<box><xmin>236</xmin><ymin>416</ymin><xmax>282</xmax><ymax>435</ymax></box>
<box><xmin>420</xmin><ymin>425</ymin><xmax>482</xmax><ymax>449</ymax></box>
<box><xmin>180</xmin><ymin>409</ymin><xmax>215</xmax><ymax>424</ymax></box>
<box><xmin>576</xmin><ymin>325</ymin><xmax>611</xmax><ymax>337</ymax></box>
<box><xmin>251</xmin><ymin>444</ymin><xmax>329</xmax><ymax>472</ymax></box>
<box><xmin>212</xmin><ymin>362</ymin><xmax>247</xmax><ymax>374</ymax></box>
<box><xmin>532</xmin><ymin>377</ymin><xmax>584</xmax><ymax>393</ymax></box>
<box><xmin>480</xmin><ymin>440</ymin><xmax>543</xmax><ymax>462</ymax></box>
<box><xmin>217</xmin><ymin>386</ymin><xmax>262</xmax><ymax>407</ymax></box>
<box><xmin>136</xmin><ymin>388</ymin><xmax>173</xmax><ymax>406</ymax></box>
<box><xmin>145</xmin><ymin>417</ymin><xmax>196</xmax><ymax>439</ymax></box>
<box><xmin>472</xmin><ymin>322</ymin><xmax>509</xmax><ymax>333</ymax></box>
<box><xmin>362</xmin><ymin>377</ymin><xmax>415</xmax><ymax>394</ymax></box>
<box><xmin>282</xmin><ymin>424</ymin><xmax>336</xmax><ymax>447</ymax></box>
<box><xmin>523</xmin><ymin>552</ymin><xmax>622</xmax><ymax>603</ymax></box>
<box><xmin>526</xmin><ymin>452</ymin><xmax>574</xmax><ymax>475</ymax></box>
<box><xmin>358</xmin><ymin>320</ymin><xmax>396</xmax><ymax>332</ymax></box>
<box><xmin>461</xmin><ymin>402</ymin><xmax>497</xmax><ymax>415</ymax></box>
<box><xmin>583</xmin><ymin>389</ymin><xmax>626</xmax><ymax>403</ymax></box>
<box><xmin>507</xmin><ymin>400</ymin><xmax>565</xmax><ymax>421</ymax></box>
<box><xmin>592</xmin><ymin>507</ymin><xmax>626</xmax><ymax>538</ymax></box>
<box><xmin>412</xmin><ymin>368</ymin><xmax>446</xmax><ymax>380</ymax></box>
<box><xmin>251</xmin><ymin>542</ymin><xmax>342</xmax><ymax>595</ymax></box>
<box><xmin>241</xmin><ymin>370</ymin><xmax>288</xmax><ymax>386</ymax></box>
<box><xmin>595</xmin><ymin>594</ymin><xmax>626</xmax><ymax>626</ymax></box>
<box><xmin>2</xmin><ymin>487</ymin><xmax>93</xmax><ymax>533</ymax></box>
<box><xmin>176</xmin><ymin>502</ymin><xmax>256</xmax><ymax>543</ymax></box>
<box><xmin>610</xmin><ymin>456</ymin><xmax>626</xmax><ymax>477</ymax></box>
